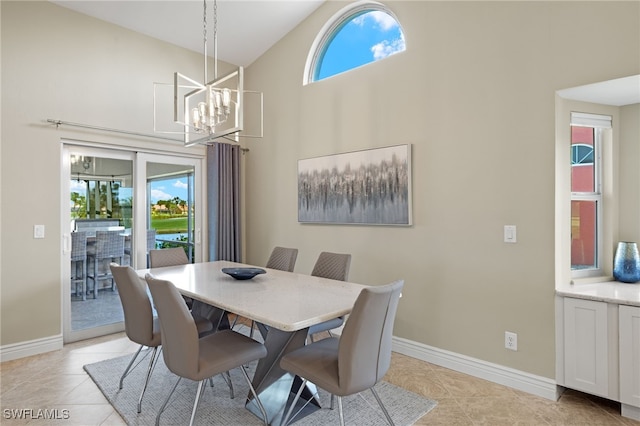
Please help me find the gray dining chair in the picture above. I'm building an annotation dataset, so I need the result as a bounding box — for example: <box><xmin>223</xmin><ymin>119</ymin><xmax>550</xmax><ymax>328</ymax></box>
<box><xmin>71</xmin><ymin>231</ymin><xmax>88</xmax><ymax>301</ymax></box>
<box><xmin>145</xmin><ymin>274</ymin><xmax>269</xmax><ymax>426</ymax></box>
<box><xmin>307</xmin><ymin>252</ymin><xmax>352</xmax><ymax>341</ymax></box>
<box><xmin>149</xmin><ymin>247</ymin><xmax>188</xmax><ymax>267</ymax></box>
<box><xmin>110</xmin><ymin>263</ymin><xmax>215</xmax><ymax>413</ymax></box>
<box><xmin>266</xmin><ymin>246</ymin><xmax>298</xmax><ymax>272</ymax></box>
<box><xmin>87</xmin><ymin>230</ymin><xmax>125</xmax><ymax>298</ymax></box>
<box><xmin>234</xmin><ymin>246</ymin><xmax>299</xmax><ymax>335</ymax></box>
<box><xmin>280</xmin><ymin>280</ymin><xmax>404</xmax><ymax>426</ymax></box>
<box><xmin>149</xmin><ymin>248</ymin><xmax>231</xmax><ymax>331</ymax></box>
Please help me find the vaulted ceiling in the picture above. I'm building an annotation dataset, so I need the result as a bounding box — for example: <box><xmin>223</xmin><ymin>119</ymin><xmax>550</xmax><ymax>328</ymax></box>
<box><xmin>50</xmin><ymin>0</ymin><xmax>325</xmax><ymax>67</ymax></box>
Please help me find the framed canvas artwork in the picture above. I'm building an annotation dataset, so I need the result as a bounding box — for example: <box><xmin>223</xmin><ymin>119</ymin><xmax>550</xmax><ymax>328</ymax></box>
<box><xmin>298</xmin><ymin>144</ymin><xmax>412</xmax><ymax>225</ymax></box>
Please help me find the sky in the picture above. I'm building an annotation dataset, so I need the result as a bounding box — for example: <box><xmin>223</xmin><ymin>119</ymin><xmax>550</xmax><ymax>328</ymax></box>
<box><xmin>317</xmin><ymin>10</ymin><xmax>406</xmax><ymax>80</ymax></box>
<box><xmin>150</xmin><ymin>178</ymin><xmax>189</xmax><ymax>204</ymax></box>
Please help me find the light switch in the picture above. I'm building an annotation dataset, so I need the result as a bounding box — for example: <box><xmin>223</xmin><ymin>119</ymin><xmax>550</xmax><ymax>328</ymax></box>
<box><xmin>504</xmin><ymin>225</ymin><xmax>516</xmax><ymax>243</ymax></box>
<box><xmin>34</xmin><ymin>225</ymin><xmax>45</xmax><ymax>239</ymax></box>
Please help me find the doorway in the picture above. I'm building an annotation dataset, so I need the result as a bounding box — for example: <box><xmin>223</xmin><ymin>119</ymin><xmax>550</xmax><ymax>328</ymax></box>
<box><xmin>62</xmin><ymin>144</ymin><xmax>204</xmax><ymax>343</ymax></box>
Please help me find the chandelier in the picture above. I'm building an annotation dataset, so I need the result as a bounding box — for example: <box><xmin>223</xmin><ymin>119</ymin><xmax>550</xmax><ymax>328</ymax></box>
<box><xmin>154</xmin><ymin>0</ymin><xmax>262</xmax><ymax>146</ymax></box>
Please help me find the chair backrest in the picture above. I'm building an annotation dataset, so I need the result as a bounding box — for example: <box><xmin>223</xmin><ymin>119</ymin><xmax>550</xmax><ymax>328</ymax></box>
<box><xmin>71</xmin><ymin>231</ymin><xmax>87</xmax><ymax>261</ymax></box>
<box><xmin>311</xmin><ymin>252</ymin><xmax>351</xmax><ymax>281</ymax></box>
<box><xmin>266</xmin><ymin>247</ymin><xmax>298</xmax><ymax>272</ymax></box>
<box><xmin>337</xmin><ymin>280</ymin><xmax>404</xmax><ymax>395</ymax></box>
<box><xmin>110</xmin><ymin>263</ymin><xmax>158</xmax><ymax>346</ymax></box>
<box><xmin>145</xmin><ymin>274</ymin><xmax>200</xmax><ymax>378</ymax></box>
<box><xmin>147</xmin><ymin>229</ymin><xmax>157</xmax><ymax>252</ymax></box>
<box><xmin>95</xmin><ymin>230</ymin><xmax>125</xmax><ymax>259</ymax></box>
<box><xmin>149</xmin><ymin>247</ymin><xmax>188</xmax><ymax>268</ymax></box>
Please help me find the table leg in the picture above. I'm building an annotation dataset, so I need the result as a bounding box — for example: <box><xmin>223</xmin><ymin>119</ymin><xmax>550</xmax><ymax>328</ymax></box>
<box><xmin>246</xmin><ymin>327</ymin><xmax>321</xmax><ymax>425</ymax></box>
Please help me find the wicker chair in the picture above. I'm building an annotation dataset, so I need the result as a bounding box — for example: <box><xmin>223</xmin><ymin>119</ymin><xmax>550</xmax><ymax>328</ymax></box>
<box><xmin>71</xmin><ymin>231</ymin><xmax>88</xmax><ymax>301</ymax></box>
<box><xmin>87</xmin><ymin>230</ymin><xmax>125</xmax><ymax>298</ymax></box>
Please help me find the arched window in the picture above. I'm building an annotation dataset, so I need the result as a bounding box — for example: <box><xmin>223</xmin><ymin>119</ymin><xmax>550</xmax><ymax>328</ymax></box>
<box><xmin>571</xmin><ymin>144</ymin><xmax>594</xmax><ymax>165</ymax></box>
<box><xmin>304</xmin><ymin>1</ymin><xmax>405</xmax><ymax>84</ymax></box>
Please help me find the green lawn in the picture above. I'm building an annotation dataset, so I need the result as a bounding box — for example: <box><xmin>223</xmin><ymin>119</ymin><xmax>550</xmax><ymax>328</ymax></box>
<box><xmin>151</xmin><ymin>216</ymin><xmax>188</xmax><ymax>234</ymax></box>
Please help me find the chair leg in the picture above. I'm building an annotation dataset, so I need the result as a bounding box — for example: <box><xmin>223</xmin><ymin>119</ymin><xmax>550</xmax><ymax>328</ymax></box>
<box><xmin>93</xmin><ymin>257</ymin><xmax>99</xmax><ymax>299</ymax></box>
<box><xmin>119</xmin><ymin>345</ymin><xmax>143</xmax><ymax>390</ymax></box>
<box><xmin>239</xmin><ymin>366</ymin><xmax>269</xmax><ymax>426</ymax></box>
<box><xmin>156</xmin><ymin>377</ymin><xmax>181</xmax><ymax>426</ymax></box>
<box><xmin>188</xmin><ymin>380</ymin><xmax>206</xmax><ymax>426</ymax></box>
<box><xmin>221</xmin><ymin>371</ymin><xmax>234</xmax><ymax>398</ymax></box>
<box><xmin>137</xmin><ymin>346</ymin><xmax>159</xmax><ymax>413</ymax></box>
<box><xmin>370</xmin><ymin>387</ymin><xmax>395</xmax><ymax>426</ymax></box>
<box><xmin>337</xmin><ymin>395</ymin><xmax>345</xmax><ymax>426</ymax></box>
<box><xmin>81</xmin><ymin>259</ymin><xmax>87</xmax><ymax>301</ymax></box>
<box><xmin>281</xmin><ymin>377</ymin><xmax>307</xmax><ymax>426</ymax></box>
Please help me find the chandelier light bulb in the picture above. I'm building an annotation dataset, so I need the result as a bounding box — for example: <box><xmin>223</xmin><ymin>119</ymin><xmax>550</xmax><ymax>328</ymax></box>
<box><xmin>198</xmin><ymin>102</ymin><xmax>207</xmax><ymax>127</ymax></box>
<box><xmin>192</xmin><ymin>107</ymin><xmax>201</xmax><ymax>130</ymax></box>
<box><xmin>222</xmin><ymin>88</ymin><xmax>231</xmax><ymax>115</ymax></box>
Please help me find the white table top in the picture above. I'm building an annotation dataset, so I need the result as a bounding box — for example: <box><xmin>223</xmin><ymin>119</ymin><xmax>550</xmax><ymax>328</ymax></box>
<box><xmin>138</xmin><ymin>260</ymin><xmax>368</xmax><ymax>332</ymax></box>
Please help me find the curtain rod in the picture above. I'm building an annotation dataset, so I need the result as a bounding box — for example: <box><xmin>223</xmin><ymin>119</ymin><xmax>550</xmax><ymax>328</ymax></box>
<box><xmin>45</xmin><ymin>119</ymin><xmax>250</xmax><ymax>152</ymax></box>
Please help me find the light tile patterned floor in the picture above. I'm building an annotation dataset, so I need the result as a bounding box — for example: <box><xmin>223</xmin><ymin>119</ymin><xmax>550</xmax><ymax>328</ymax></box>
<box><xmin>1</xmin><ymin>332</ymin><xmax>639</xmax><ymax>425</ymax></box>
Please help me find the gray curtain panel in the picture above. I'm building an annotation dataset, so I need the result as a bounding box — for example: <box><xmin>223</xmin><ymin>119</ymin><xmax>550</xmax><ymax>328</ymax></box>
<box><xmin>207</xmin><ymin>143</ymin><xmax>242</xmax><ymax>262</ymax></box>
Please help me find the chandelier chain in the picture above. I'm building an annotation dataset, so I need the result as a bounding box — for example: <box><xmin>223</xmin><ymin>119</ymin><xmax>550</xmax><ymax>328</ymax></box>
<box><xmin>202</xmin><ymin>0</ymin><xmax>208</xmax><ymax>83</ymax></box>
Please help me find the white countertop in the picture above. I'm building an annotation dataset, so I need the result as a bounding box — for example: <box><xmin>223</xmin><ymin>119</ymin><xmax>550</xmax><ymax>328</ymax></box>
<box><xmin>138</xmin><ymin>260</ymin><xmax>368</xmax><ymax>332</ymax></box>
<box><xmin>556</xmin><ymin>280</ymin><xmax>640</xmax><ymax>307</ymax></box>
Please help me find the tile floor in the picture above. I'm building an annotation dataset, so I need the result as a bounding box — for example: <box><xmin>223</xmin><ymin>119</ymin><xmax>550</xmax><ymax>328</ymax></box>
<box><xmin>1</xmin><ymin>332</ymin><xmax>639</xmax><ymax>425</ymax></box>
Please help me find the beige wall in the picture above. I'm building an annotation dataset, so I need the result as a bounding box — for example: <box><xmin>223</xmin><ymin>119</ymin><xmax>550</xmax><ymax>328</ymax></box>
<box><xmin>619</xmin><ymin>104</ymin><xmax>640</xmax><ymax>241</ymax></box>
<box><xmin>0</xmin><ymin>1</ymin><xmax>209</xmax><ymax>344</ymax></box>
<box><xmin>1</xmin><ymin>0</ymin><xmax>638</xmax><ymax>381</ymax></box>
<box><xmin>242</xmin><ymin>1</ymin><xmax>639</xmax><ymax>379</ymax></box>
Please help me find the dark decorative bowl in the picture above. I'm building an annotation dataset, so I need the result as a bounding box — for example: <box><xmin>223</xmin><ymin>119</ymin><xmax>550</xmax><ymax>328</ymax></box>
<box><xmin>221</xmin><ymin>267</ymin><xmax>266</xmax><ymax>280</ymax></box>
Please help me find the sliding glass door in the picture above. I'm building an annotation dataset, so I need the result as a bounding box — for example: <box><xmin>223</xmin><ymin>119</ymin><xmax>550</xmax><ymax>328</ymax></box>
<box><xmin>136</xmin><ymin>153</ymin><xmax>202</xmax><ymax>267</ymax></box>
<box><xmin>62</xmin><ymin>145</ymin><xmax>204</xmax><ymax>343</ymax></box>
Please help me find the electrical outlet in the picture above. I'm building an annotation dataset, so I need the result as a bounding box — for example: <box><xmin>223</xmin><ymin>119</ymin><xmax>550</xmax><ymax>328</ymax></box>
<box><xmin>505</xmin><ymin>331</ymin><xmax>518</xmax><ymax>351</ymax></box>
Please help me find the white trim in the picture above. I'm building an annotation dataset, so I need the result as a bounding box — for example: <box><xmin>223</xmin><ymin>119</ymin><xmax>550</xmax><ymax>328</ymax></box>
<box><xmin>622</xmin><ymin>404</ymin><xmax>640</xmax><ymax>421</ymax></box>
<box><xmin>571</xmin><ymin>112</ymin><xmax>612</xmax><ymax>129</ymax></box>
<box><xmin>2</xmin><ymin>331</ymin><xmax>560</xmax><ymax>403</ymax></box>
<box><xmin>392</xmin><ymin>336</ymin><xmax>561</xmax><ymax>401</ymax></box>
<box><xmin>0</xmin><ymin>334</ymin><xmax>63</xmax><ymax>362</ymax></box>
<box><xmin>303</xmin><ymin>1</ymin><xmax>404</xmax><ymax>85</ymax></box>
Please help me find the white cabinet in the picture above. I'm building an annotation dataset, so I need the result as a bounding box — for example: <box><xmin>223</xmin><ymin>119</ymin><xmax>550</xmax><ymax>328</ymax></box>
<box><xmin>563</xmin><ymin>298</ymin><xmax>610</xmax><ymax>397</ymax></box>
<box><xmin>619</xmin><ymin>305</ymin><xmax>640</xmax><ymax>409</ymax></box>
<box><xmin>560</xmin><ymin>296</ymin><xmax>639</xmax><ymax>420</ymax></box>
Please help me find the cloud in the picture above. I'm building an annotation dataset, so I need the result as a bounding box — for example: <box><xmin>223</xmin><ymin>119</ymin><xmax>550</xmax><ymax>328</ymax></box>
<box><xmin>174</xmin><ymin>180</ymin><xmax>188</xmax><ymax>190</ymax></box>
<box><xmin>353</xmin><ymin>11</ymin><xmax>399</xmax><ymax>32</ymax></box>
<box><xmin>371</xmin><ymin>34</ymin><xmax>406</xmax><ymax>60</ymax></box>
<box><xmin>151</xmin><ymin>188</ymin><xmax>172</xmax><ymax>202</ymax></box>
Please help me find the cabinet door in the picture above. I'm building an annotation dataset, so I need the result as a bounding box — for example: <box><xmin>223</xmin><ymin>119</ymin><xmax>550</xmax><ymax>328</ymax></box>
<box><xmin>620</xmin><ymin>305</ymin><xmax>640</xmax><ymax>408</ymax></box>
<box><xmin>564</xmin><ymin>298</ymin><xmax>609</xmax><ymax>396</ymax></box>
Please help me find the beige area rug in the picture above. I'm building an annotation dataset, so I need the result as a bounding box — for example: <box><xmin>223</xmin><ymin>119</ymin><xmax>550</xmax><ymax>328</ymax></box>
<box><xmin>84</xmin><ymin>350</ymin><xmax>437</xmax><ymax>425</ymax></box>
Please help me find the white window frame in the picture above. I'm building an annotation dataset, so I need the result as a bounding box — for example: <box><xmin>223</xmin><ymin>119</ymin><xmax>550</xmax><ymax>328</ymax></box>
<box><xmin>303</xmin><ymin>1</ymin><xmax>404</xmax><ymax>85</ymax></box>
<box><xmin>570</xmin><ymin>112</ymin><xmax>611</xmax><ymax>279</ymax></box>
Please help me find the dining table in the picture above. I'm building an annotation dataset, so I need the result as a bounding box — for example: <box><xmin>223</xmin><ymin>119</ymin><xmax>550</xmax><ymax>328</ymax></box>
<box><xmin>137</xmin><ymin>260</ymin><xmax>367</xmax><ymax>425</ymax></box>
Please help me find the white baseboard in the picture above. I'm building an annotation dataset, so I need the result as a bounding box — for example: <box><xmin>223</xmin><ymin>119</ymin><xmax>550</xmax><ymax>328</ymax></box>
<box><xmin>392</xmin><ymin>336</ymin><xmax>561</xmax><ymax>401</ymax></box>
<box><xmin>0</xmin><ymin>332</ymin><xmax>560</xmax><ymax>403</ymax></box>
<box><xmin>622</xmin><ymin>404</ymin><xmax>640</xmax><ymax>421</ymax></box>
<box><xmin>0</xmin><ymin>334</ymin><xmax>63</xmax><ymax>362</ymax></box>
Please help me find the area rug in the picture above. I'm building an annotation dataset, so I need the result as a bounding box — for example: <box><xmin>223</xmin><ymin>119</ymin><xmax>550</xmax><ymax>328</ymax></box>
<box><xmin>84</xmin><ymin>351</ymin><xmax>436</xmax><ymax>425</ymax></box>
